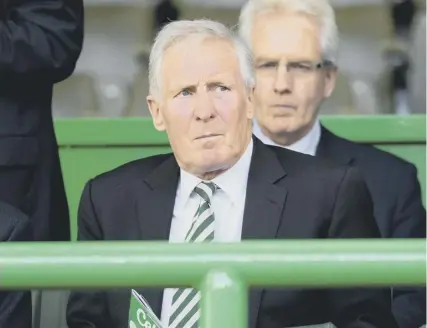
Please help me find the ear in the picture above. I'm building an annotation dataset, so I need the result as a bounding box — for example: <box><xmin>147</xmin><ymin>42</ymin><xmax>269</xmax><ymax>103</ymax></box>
<box><xmin>245</xmin><ymin>86</ymin><xmax>255</xmax><ymax>120</ymax></box>
<box><xmin>323</xmin><ymin>67</ymin><xmax>338</xmax><ymax>98</ymax></box>
<box><xmin>147</xmin><ymin>95</ymin><xmax>166</xmax><ymax>131</ymax></box>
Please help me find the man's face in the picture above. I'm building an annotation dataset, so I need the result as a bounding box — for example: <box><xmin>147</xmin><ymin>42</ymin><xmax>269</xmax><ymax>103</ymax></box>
<box><xmin>251</xmin><ymin>10</ymin><xmax>337</xmax><ymax>144</ymax></box>
<box><xmin>147</xmin><ymin>36</ymin><xmax>254</xmax><ymax>176</ymax></box>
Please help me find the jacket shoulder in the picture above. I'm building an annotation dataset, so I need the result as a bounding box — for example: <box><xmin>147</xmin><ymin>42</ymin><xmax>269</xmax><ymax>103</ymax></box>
<box><xmin>269</xmin><ymin>144</ymin><xmax>348</xmax><ymax>173</ymax></box>
<box><xmin>329</xmin><ymin>133</ymin><xmax>416</xmax><ymax>173</ymax></box>
<box><xmin>88</xmin><ymin>153</ymin><xmax>174</xmax><ymax>188</ymax></box>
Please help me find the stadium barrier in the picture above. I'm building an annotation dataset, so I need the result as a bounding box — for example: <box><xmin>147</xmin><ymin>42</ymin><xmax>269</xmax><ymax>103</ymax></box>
<box><xmin>1</xmin><ymin>239</ymin><xmax>425</xmax><ymax>328</ymax></box>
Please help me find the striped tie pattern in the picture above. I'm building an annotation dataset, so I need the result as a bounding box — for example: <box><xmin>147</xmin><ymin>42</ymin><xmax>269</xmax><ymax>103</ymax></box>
<box><xmin>168</xmin><ymin>181</ymin><xmax>216</xmax><ymax>328</ymax></box>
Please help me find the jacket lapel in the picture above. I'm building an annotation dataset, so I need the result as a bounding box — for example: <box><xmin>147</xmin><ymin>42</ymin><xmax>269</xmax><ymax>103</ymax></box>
<box><xmin>316</xmin><ymin>125</ymin><xmax>355</xmax><ymax>166</ymax></box>
<box><xmin>242</xmin><ymin>137</ymin><xmax>288</xmax><ymax>328</ymax></box>
<box><xmin>132</xmin><ymin>139</ymin><xmax>289</xmax><ymax>322</ymax></box>
<box><xmin>134</xmin><ymin>155</ymin><xmax>180</xmax><ymax>317</ymax></box>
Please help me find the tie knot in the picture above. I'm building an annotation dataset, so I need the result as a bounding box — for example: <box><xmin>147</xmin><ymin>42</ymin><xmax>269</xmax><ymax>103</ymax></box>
<box><xmin>194</xmin><ymin>181</ymin><xmax>216</xmax><ymax>203</ymax></box>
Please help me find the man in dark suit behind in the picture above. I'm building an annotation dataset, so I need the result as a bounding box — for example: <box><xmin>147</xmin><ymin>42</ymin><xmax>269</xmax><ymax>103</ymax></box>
<box><xmin>237</xmin><ymin>0</ymin><xmax>426</xmax><ymax>326</ymax></box>
<box><xmin>67</xmin><ymin>19</ymin><xmax>397</xmax><ymax>328</ymax></box>
<box><xmin>0</xmin><ymin>202</ymin><xmax>33</xmax><ymax>328</ymax></box>
<box><xmin>0</xmin><ymin>0</ymin><xmax>84</xmax><ymax>241</ymax></box>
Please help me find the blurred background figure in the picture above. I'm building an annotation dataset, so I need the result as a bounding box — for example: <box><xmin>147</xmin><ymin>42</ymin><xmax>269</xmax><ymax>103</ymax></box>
<box><xmin>391</xmin><ymin>0</ymin><xmax>416</xmax><ymax>40</ymax></box>
<box><xmin>0</xmin><ymin>202</ymin><xmax>33</xmax><ymax>328</ymax></box>
<box><xmin>0</xmin><ymin>0</ymin><xmax>84</xmax><ymax>241</ymax></box>
<box><xmin>154</xmin><ymin>0</ymin><xmax>180</xmax><ymax>34</ymax></box>
<box><xmin>387</xmin><ymin>0</ymin><xmax>417</xmax><ymax>114</ymax></box>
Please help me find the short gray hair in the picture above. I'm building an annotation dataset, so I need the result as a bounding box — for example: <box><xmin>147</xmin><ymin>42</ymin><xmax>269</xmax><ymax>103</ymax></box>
<box><xmin>149</xmin><ymin>19</ymin><xmax>255</xmax><ymax>99</ymax></box>
<box><xmin>238</xmin><ymin>0</ymin><xmax>339</xmax><ymax>63</ymax></box>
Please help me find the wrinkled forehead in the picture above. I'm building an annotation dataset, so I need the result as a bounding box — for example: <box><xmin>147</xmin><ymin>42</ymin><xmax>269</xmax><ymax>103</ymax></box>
<box><xmin>252</xmin><ymin>11</ymin><xmax>322</xmax><ymax>60</ymax></box>
<box><xmin>161</xmin><ymin>36</ymin><xmax>243</xmax><ymax>94</ymax></box>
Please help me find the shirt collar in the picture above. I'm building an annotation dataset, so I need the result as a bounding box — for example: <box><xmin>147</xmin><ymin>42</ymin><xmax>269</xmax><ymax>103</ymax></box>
<box><xmin>177</xmin><ymin>138</ymin><xmax>253</xmax><ymax>206</ymax></box>
<box><xmin>252</xmin><ymin>118</ymin><xmax>321</xmax><ymax>156</ymax></box>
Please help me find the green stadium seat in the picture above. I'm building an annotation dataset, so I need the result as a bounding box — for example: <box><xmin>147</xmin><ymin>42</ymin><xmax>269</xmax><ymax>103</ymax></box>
<box><xmin>32</xmin><ymin>290</ymin><xmax>69</xmax><ymax>328</ymax></box>
<box><xmin>52</xmin><ymin>73</ymin><xmax>100</xmax><ymax>118</ymax></box>
<box><xmin>125</xmin><ymin>68</ymin><xmax>151</xmax><ymax>117</ymax></box>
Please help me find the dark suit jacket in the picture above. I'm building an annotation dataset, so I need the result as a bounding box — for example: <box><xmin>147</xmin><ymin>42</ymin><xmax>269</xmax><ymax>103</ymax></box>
<box><xmin>317</xmin><ymin>126</ymin><xmax>426</xmax><ymax>328</ymax></box>
<box><xmin>67</xmin><ymin>137</ymin><xmax>397</xmax><ymax>328</ymax></box>
<box><xmin>0</xmin><ymin>202</ymin><xmax>33</xmax><ymax>328</ymax></box>
<box><xmin>0</xmin><ymin>0</ymin><xmax>84</xmax><ymax>241</ymax></box>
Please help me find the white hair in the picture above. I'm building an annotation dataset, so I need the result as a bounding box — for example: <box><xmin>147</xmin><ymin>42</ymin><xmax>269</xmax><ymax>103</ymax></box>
<box><xmin>148</xmin><ymin>19</ymin><xmax>255</xmax><ymax>100</ymax></box>
<box><xmin>238</xmin><ymin>0</ymin><xmax>339</xmax><ymax>63</ymax></box>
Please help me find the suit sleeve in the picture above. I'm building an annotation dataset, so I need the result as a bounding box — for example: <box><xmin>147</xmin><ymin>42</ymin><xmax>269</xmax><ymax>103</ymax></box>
<box><xmin>327</xmin><ymin>166</ymin><xmax>398</xmax><ymax>328</ymax></box>
<box><xmin>0</xmin><ymin>204</ymin><xmax>32</xmax><ymax>328</ymax></box>
<box><xmin>391</xmin><ymin>163</ymin><xmax>426</xmax><ymax>328</ymax></box>
<box><xmin>66</xmin><ymin>181</ymin><xmax>113</xmax><ymax>328</ymax></box>
<box><xmin>0</xmin><ymin>0</ymin><xmax>84</xmax><ymax>82</ymax></box>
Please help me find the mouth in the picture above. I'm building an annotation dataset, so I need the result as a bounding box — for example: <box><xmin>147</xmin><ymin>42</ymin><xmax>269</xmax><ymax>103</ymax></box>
<box><xmin>271</xmin><ymin>104</ymin><xmax>297</xmax><ymax>109</ymax></box>
<box><xmin>195</xmin><ymin>134</ymin><xmax>222</xmax><ymax>140</ymax></box>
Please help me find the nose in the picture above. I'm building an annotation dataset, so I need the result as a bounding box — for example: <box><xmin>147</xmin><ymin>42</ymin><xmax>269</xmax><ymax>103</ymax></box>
<box><xmin>274</xmin><ymin>65</ymin><xmax>293</xmax><ymax>95</ymax></box>
<box><xmin>194</xmin><ymin>91</ymin><xmax>216</xmax><ymax>122</ymax></box>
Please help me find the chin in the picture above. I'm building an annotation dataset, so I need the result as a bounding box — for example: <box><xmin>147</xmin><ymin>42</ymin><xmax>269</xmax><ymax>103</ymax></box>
<box><xmin>198</xmin><ymin>151</ymin><xmax>229</xmax><ymax>172</ymax></box>
<box><xmin>275</xmin><ymin>117</ymin><xmax>307</xmax><ymax>133</ymax></box>
<box><xmin>269</xmin><ymin>123</ymin><xmax>298</xmax><ymax>135</ymax></box>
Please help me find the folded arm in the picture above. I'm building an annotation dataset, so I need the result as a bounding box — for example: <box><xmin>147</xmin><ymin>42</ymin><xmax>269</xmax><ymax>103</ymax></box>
<box><xmin>0</xmin><ymin>0</ymin><xmax>84</xmax><ymax>82</ymax></box>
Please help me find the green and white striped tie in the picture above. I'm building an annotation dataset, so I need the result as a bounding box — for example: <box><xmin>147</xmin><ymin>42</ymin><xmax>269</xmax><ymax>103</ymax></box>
<box><xmin>168</xmin><ymin>181</ymin><xmax>216</xmax><ymax>328</ymax></box>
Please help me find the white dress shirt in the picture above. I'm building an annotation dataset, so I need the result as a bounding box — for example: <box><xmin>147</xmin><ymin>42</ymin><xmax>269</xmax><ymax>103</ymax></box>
<box><xmin>252</xmin><ymin>118</ymin><xmax>321</xmax><ymax>156</ymax></box>
<box><xmin>160</xmin><ymin>139</ymin><xmax>254</xmax><ymax>326</ymax></box>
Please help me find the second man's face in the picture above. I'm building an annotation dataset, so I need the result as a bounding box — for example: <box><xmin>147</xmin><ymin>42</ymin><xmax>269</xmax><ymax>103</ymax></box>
<box><xmin>251</xmin><ymin>10</ymin><xmax>337</xmax><ymax>144</ymax></box>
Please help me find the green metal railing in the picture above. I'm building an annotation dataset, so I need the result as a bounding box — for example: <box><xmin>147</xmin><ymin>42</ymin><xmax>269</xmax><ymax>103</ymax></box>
<box><xmin>0</xmin><ymin>240</ymin><xmax>425</xmax><ymax>328</ymax></box>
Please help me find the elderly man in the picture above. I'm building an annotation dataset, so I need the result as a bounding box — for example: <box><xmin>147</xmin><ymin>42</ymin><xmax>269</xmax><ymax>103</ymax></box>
<box><xmin>238</xmin><ymin>1</ymin><xmax>426</xmax><ymax>327</ymax></box>
<box><xmin>67</xmin><ymin>19</ymin><xmax>396</xmax><ymax>328</ymax></box>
